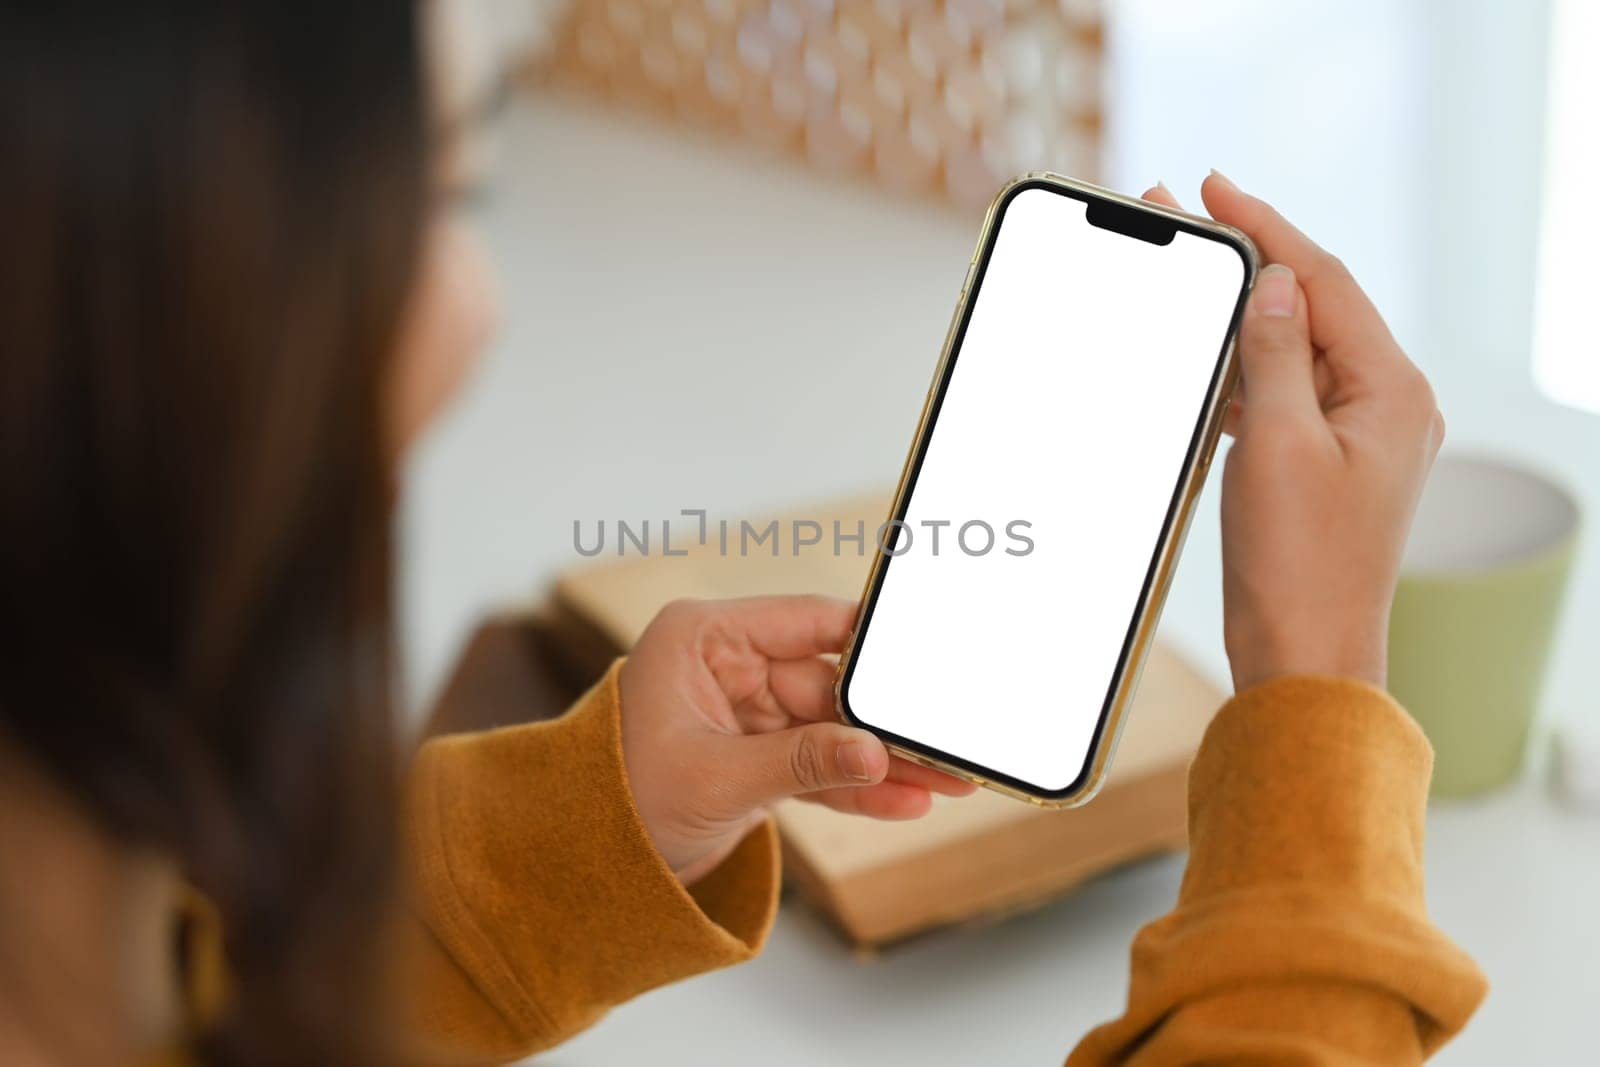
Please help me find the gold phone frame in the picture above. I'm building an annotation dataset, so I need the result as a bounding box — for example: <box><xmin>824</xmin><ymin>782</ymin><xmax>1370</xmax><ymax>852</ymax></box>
<box><xmin>833</xmin><ymin>172</ymin><xmax>1259</xmax><ymax>808</ymax></box>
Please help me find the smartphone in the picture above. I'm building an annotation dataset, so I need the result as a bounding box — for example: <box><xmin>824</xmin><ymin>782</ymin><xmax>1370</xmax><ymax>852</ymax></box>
<box><xmin>835</xmin><ymin>173</ymin><xmax>1257</xmax><ymax>807</ymax></box>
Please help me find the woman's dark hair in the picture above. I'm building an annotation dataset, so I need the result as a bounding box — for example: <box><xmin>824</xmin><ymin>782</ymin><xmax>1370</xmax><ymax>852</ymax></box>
<box><xmin>0</xmin><ymin>4</ymin><xmax>426</xmax><ymax>1062</ymax></box>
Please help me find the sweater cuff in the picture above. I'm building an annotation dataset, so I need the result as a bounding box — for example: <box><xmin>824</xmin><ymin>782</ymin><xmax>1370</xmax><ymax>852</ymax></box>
<box><xmin>1180</xmin><ymin>674</ymin><xmax>1433</xmax><ymax>909</ymax></box>
<box><xmin>408</xmin><ymin>659</ymin><xmax>780</xmax><ymax>1047</ymax></box>
<box><xmin>1165</xmin><ymin>674</ymin><xmax>1486</xmax><ymax>1050</ymax></box>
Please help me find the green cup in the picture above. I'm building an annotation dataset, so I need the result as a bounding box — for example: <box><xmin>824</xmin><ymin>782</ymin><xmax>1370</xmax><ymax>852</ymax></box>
<box><xmin>1387</xmin><ymin>454</ymin><xmax>1581</xmax><ymax>797</ymax></box>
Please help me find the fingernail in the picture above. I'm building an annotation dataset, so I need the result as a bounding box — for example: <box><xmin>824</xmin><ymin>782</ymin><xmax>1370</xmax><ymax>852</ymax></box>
<box><xmin>1155</xmin><ymin>180</ymin><xmax>1172</xmax><ymax>196</ymax></box>
<box><xmin>1208</xmin><ymin>168</ymin><xmax>1238</xmax><ymax>191</ymax></box>
<box><xmin>837</xmin><ymin>741</ymin><xmax>874</xmax><ymax>782</ymax></box>
<box><xmin>1254</xmin><ymin>263</ymin><xmax>1297</xmax><ymax>318</ymax></box>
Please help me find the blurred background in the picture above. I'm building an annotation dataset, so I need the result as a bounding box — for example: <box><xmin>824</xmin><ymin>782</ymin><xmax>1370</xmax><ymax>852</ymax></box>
<box><xmin>402</xmin><ymin>0</ymin><xmax>1596</xmax><ymax>1061</ymax></box>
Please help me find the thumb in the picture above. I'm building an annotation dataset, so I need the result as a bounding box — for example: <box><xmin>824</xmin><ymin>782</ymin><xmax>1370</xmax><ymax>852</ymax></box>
<box><xmin>1236</xmin><ymin>263</ymin><xmax>1318</xmax><ymax>424</ymax></box>
<box><xmin>723</xmin><ymin>722</ymin><xmax>890</xmax><ymax>807</ymax></box>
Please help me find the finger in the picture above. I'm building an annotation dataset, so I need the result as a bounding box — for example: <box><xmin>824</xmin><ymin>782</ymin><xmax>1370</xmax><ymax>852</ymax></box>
<box><xmin>752</xmin><ymin>667</ymin><xmax>975</xmax><ymax>797</ymax></box>
<box><xmin>1200</xmin><ymin>171</ymin><xmax>1395</xmax><ymax>363</ymax></box>
<box><xmin>729</xmin><ymin>654</ymin><xmax>838</xmax><ymax>732</ymax></box>
<box><xmin>796</xmin><ymin>782</ymin><xmax>934</xmax><ymax>820</ymax></box>
<box><xmin>1223</xmin><ymin>351</ymin><xmax>1339</xmax><ymax>438</ymax></box>
<box><xmin>1235</xmin><ymin>264</ymin><xmax>1320</xmax><ymax>424</ymax></box>
<box><xmin>1140</xmin><ymin>182</ymin><xmax>1183</xmax><ymax>211</ymax></box>
<box><xmin>764</xmin><ymin>655</ymin><xmax>839</xmax><ymax>723</ymax></box>
<box><xmin>707</xmin><ymin>595</ymin><xmax>857</xmax><ymax>660</ymax></box>
<box><xmin>1220</xmin><ymin>393</ymin><xmax>1244</xmax><ymax>438</ymax></box>
<box><xmin>887</xmin><ymin>756</ymin><xmax>979</xmax><ymax>796</ymax></box>
<box><xmin>724</xmin><ymin>653</ymin><xmax>833</xmax><ymax>732</ymax></box>
<box><xmin>723</xmin><ymin>721</ymin><xmax>890</xmax><ymax>807</ymax></box>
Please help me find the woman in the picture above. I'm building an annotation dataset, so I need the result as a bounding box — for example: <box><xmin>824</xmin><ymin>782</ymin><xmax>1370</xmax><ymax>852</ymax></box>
<box><xmin>0</xmin><ymin>4</ymin><xmax>1484</xmax><ymax>1065</ymax></box>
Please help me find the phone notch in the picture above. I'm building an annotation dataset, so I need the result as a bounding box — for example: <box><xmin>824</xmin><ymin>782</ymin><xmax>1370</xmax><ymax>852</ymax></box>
<box><xmin>1084</xmin><ymin>197</ymin><xmax>1177</xmax><ymax>246</ymax></box>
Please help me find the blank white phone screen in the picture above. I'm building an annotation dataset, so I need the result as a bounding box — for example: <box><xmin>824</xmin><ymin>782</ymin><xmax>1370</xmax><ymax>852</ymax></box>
<box><xmin>843</xmin><ymin>186</ymin><xmax>1247</xmax><ymax>793</ymax></box>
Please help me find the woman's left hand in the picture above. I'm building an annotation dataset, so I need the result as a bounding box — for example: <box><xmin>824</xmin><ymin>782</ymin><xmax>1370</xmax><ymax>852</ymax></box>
<box><xmin>619</xmin><ymin>595</ymin><xmax>976</xmax><ymax>885</ymax></box>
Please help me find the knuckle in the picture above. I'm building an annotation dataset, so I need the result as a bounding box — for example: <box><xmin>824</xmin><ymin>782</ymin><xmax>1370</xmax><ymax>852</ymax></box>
<box><xmin>1318</xmin><ymin>250</ymin><xmax>1353</xmax><ymax>284</ymax></box>
<box><xmin>1240</xmin><ymin>322</ymin><xmax>1300</xmax><ymax>361</ymax></box>
<box><xmin>1399</xmin><ymin>367</ymin><xmax>1437</xmax><ymax>417</ymax></box>
<box><xmin>1242</xmin><ymin>310</ymin><xmax>1286</xmax><ymax>337</ymax></box>
<box><xmin>788</xmin><ymin>733</ymin><xmax>829</xmax><ymax>791</ymax></box>
<box><xmin>656</xmin><ymin>597</ymin><xmax>705</xmax><ymax>629</ymax></box>
<box><xmin>792</xmin><ymin>593</ymin><xmax>829</xmax><ymax>619</ymax></box>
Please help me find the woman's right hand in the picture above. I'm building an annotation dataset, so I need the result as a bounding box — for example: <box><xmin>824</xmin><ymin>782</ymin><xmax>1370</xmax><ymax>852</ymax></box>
<box><xmin>1145</xmin><ymin>174</ymin><xmax>1445</xmax><ymax>693</ymax></box>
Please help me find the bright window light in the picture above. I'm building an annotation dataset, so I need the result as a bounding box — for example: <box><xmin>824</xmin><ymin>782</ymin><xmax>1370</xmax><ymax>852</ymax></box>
<box><xmin>1532</xmin><ymin>0</ymin><xmax>1599</xmax><ymax>415</ymax></box>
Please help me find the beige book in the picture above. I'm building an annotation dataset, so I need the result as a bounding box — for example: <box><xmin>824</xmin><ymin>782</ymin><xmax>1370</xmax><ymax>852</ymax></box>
<box><xmin>549</xmin><ymin>494</ymin><xmax>1223</xmax><ymax>946</ymax></box>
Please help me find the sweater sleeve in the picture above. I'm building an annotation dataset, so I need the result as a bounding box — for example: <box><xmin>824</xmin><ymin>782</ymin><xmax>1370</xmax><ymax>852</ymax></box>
<box><xmin>1066</xmin><ymin>676</ymin><xmax>1488</xmax><ymax>1066</ymax></box>
<box><xmin>402</xmin><ymin>660</ymin><xmax>781</xmax><ymax>1064</ymax></box>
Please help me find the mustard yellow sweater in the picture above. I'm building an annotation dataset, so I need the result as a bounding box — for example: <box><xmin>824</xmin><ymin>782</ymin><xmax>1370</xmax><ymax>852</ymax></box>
<box><xmin>403</xmin><ymin>662</ymin><xmax>1486</xmax><ymax>1065</ymax></box>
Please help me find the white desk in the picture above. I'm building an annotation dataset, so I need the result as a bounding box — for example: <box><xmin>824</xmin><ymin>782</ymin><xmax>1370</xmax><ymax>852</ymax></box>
<box><xmin>401</xmin><ymin>94</ymin><xmax>1600</xmax><ymax>1065</ymax></box>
